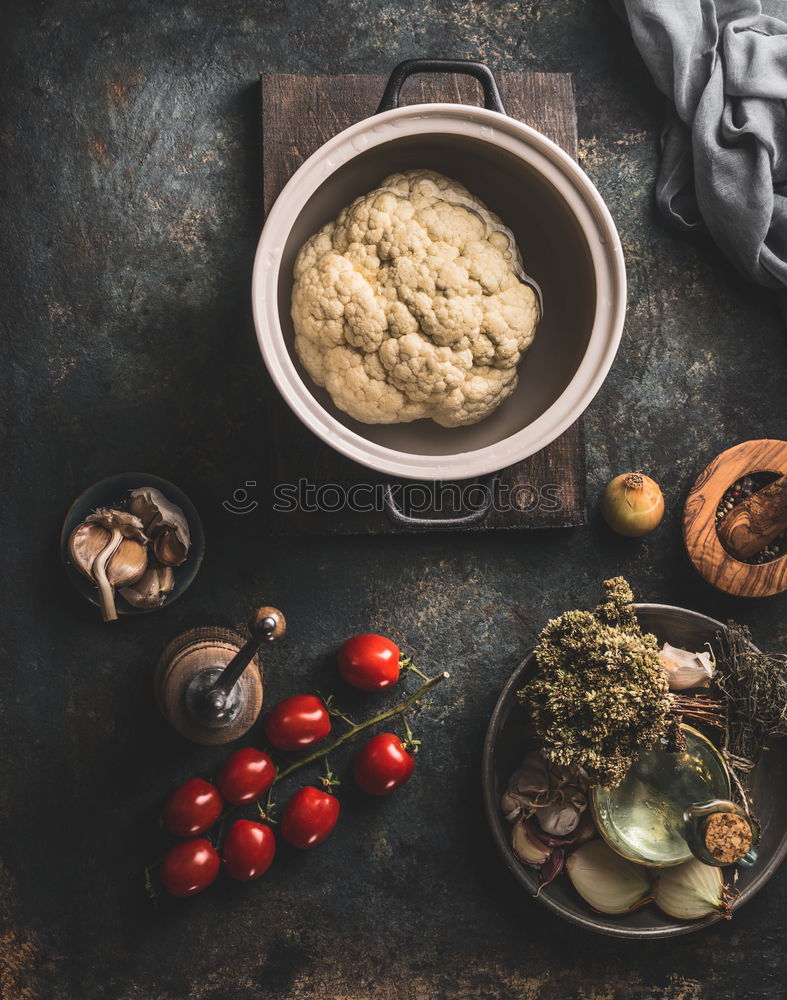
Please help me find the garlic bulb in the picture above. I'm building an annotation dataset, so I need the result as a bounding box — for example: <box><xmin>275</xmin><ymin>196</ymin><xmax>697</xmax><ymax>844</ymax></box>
<box><xmin>68</xmin><ymin>509</ymin><xmax>148</xmax><ymax>622</ymax></box>
<box><xmin>660</xmin><ymin>642</ymin><xmax>716</xmax><ymax>691</ymax></box>
<box><xmin>502</xmin><ymin>751</ymin><xmax>589</xmax><ymax>838</ymax></box>
<box><xmin>654</xmin><ymin>858</ymin><xmax>732</xmax><ymax>920</ymax></box>
<box><xmin>120</xmin><ymin>564</ymin><xmax>175</xmax><ymax>609</ymax></box>
<box><xmin>566</xmin><ymin>840</ymin><xmax>651</xmax><ymax>914</ymax></box>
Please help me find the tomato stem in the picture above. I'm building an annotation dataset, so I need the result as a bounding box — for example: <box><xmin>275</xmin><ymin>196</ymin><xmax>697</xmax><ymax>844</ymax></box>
<box><xmin>400</xmin><ymin>656</ymin><xmax>429</xmax><ymax>682</ymax></box>
<box><xmin>213</xmin><ymin>817</ymin><xmax>224</xmax><ymax>849</ymax></box>
<box><xmin>256</xmin><ymin>786</ymin><xmax>278</xmax><ymax>824</ymax></box>
<box><xmin>321</xmin><ymin>692</ymin><xmax>356</xmax><ymax>729</ymax></box>
<box><xmin>273</xmin><ymin>671</ymin><xmax>449</xmax><ymax>784</ymax></box>
<box><xmin>318</xmin><ymin>755</ymin><xmax>341</xmax><ymax>791</ymax></box>
<box><xmin>402</xmin><ymin>714</ymin><xmax>421</xmax><ymax>754</ymax></box>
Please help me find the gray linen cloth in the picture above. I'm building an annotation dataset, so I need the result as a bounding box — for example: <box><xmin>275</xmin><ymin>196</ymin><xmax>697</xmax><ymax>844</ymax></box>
<box><xmin>616</xmin><ymin>0</ymin><xmax>787</xmax><ymax>310</ymax></box>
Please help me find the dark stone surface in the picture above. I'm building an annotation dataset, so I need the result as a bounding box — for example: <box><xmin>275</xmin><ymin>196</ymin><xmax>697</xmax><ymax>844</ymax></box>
<box><xmin>1</xmin><ymin>1</ymin><xmax>786</xmax><ymax>998</ymax></box>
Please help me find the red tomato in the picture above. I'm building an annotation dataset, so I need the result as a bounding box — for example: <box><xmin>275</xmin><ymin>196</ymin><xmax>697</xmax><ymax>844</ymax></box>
<box><xmin>280</xmin><ymin>786</ymin><xmax>340</xmax><ymax>849</ymax></box>
<box><xmin>338</xmin><ymin>634</ymin><xmax>401</xmax><ymax>691</ymax></box>
<box><xmin>160</xmin><ymin>838</ymin><xmax>220</xmax><ymax>897</ymax></box>
<box><xmin>162</xmin><ymin>778</ymin><xmax>223</xmax><ymax>837</ymax></box>
<box><xmin>263</xmin><ymin>695</ymin><xmax>331</xmax><ymax>751</ymax></box>
<box><xmin>216</xmin><ymin>748</ymin><xmax>276</xmax><ymax>806</ymax></box>
<box><xmin>222</xmin><ymin>820</ymin><xmax>276</xmax><ymax>881</ymax></box>
<box><xmin>353</xmin><ymin>733</ymin><xmax>415</xmax><ymax>796</ymax></box>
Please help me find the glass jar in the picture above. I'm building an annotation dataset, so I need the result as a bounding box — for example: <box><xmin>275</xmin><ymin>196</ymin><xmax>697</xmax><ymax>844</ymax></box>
<box><xmin>592</xmin><ymin>725</ymin><xmax>756</xmax><ymax>867</ymax></box>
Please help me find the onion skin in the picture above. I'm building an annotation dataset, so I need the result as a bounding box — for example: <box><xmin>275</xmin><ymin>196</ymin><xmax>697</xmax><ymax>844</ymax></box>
<box><xmin>601</xmin><ymin>472</ymin><xmax>665</xmax><ymax>537</ymax></box>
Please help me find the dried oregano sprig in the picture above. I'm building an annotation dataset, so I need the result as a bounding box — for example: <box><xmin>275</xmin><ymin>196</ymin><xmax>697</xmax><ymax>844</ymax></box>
<box><xmin>518</xmin><ymin>578</ymin><xmax>672</xmax><ymax>788</ymax></box>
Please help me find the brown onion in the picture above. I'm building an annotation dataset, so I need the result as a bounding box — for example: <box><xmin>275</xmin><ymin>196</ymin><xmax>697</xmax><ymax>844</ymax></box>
<box><xmin>601</xmin><ymin>472</ymin><xmax>664</xmax><ymax>537</ymax></box>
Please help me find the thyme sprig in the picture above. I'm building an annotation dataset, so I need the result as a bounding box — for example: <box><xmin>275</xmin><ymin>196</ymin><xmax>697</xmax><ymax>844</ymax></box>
<box><xmin>717</xmin><ymin>622</ymin><xmax>787</xmax><ymax>765</ymax></box>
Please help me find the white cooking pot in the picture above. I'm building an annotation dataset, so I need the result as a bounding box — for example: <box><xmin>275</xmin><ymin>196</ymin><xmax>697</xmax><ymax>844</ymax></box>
<box><xmin>252</xmin><ymin>59</ymin><xmax>625</xmax><ymax>482</ymax></box>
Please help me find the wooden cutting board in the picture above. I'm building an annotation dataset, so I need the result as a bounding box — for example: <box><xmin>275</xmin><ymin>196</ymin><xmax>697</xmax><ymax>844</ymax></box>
<box><xmin>259</xmin><ymin>71</ymin><xmax>586</xmax><ymax>533</ymax></box>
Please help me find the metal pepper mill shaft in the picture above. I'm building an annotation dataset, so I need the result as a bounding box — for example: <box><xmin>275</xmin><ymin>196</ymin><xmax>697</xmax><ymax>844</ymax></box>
<box><xmin>154</xmin><ymin>606</ymin><xmax>286</xmax><ymax>745</ymax></box>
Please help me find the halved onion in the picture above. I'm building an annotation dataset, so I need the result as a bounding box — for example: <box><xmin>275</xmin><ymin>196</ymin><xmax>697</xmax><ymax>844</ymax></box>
<box><xmin>566</xmin><ymin>840</ymin><xmax>652</xmax><ymax>914</ymax></box>
<box><xmin>654</xmin><ymin>859</ymin><xmax>733</xmax><ymax>920</ymax></box>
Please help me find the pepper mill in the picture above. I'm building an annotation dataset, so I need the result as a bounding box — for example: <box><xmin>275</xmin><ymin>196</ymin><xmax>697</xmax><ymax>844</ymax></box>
<box><xmin>154</xmin><ymin>606</ymin><xmax>286</xmax><ymax>745</ymax></box>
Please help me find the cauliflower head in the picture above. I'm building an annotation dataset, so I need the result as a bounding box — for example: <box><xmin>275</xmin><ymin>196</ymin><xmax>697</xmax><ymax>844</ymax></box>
<box><xmin>291</xmin><ymin>169</ymin><xmax>540</xmax><ymax>427</ymax></box>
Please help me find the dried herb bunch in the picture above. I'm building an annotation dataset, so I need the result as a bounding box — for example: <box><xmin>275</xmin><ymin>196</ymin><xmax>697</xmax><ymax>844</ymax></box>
<box><xmin>716</xmin><ymin>622</ymin><xmax>787</xmax><ymax>765</ymax></box>
<box><xmin>519</xmin><ymin>578</ymin><xmax>672</xmax><ymax>787</ymax></box>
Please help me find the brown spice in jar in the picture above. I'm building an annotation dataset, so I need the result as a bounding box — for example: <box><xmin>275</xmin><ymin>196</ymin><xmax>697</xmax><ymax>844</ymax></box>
<box><xmin>703</xmin><ymin>812</ymin><xmax>752</xmax><ymax>864</ymax></box>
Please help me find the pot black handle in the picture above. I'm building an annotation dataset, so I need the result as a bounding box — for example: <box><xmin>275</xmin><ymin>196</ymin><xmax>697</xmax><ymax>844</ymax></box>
<box><xmin>376</xmin><ymin>58</ymin><xmax>505</xmax><ymax>115</ymax></box>
<box><xmin>383</xmin><ymin>476</ymin><xmax>497</xmax><ymax>530</ymax></box>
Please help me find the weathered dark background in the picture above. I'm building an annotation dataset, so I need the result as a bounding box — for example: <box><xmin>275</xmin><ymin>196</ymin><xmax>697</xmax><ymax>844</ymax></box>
<box><xmin>2</xmin><ymin>1</ymin><xmax>786</xmax><ymax>998</ymax></box>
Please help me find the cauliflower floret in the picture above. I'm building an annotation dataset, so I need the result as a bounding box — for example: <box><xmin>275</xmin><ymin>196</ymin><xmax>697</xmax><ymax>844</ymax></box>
<box><xmin>291</xmin><ymin>169</ymin><xmax>540</xmax><ymax>426</ymax></box>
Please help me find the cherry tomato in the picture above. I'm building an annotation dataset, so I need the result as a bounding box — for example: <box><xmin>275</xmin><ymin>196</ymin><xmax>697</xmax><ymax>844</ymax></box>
<box><xmin>162</xmin><ymin>778</ymin><xmax>223</xmax><ymax>837</ymax></box>
<box><xmin>338</xmin><ymin>634</ymin><xmax>402</xmax><ymax>691</ymax></box>
<box><xmin>280</xmin><ymin>786</ymin><xmax>340</xmax><ymax>849</ymax></box>
<box><xmin>216</xmin><ymin>748</ymin><xmax>276</xmax><ymax>806</ymax></box>
<box><xmin>160</xmin><ymin>838</ymin><xmax>220</xmax><ymax>897</ymax></box>
<box><xmin>353</xmin><ymin>733</ymin><xmax>415</xmax><ymax>796</ymax></box>
<box><xmin>263</xmin><ymin>695</ymin><xmax>331</xmax><ymax>751</ymax></box>
<box><xmin>222</xmin><ymin>819</ymin><xmax>276</xmax><ymax>881</ymax></box>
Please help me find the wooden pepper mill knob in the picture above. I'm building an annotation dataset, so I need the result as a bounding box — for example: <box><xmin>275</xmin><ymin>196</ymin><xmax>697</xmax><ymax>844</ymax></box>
<box><xmin>249</xmin><ymin>606</ymin><xmax>287</xmax><ymax>643</ymax></box>
<box><xmin>154</xmin><ymin>605</ymin><xmax>286</xmax><ymax>745</ymax></box>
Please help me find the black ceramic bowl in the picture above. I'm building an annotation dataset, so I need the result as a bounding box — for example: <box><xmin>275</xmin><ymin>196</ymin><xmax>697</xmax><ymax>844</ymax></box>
<box><xmin>482</xmin><ymin>604</ymin><xmax>787</xmax><ymax>938</ymax></box>
<box><xmin>61</xmin><ymin>473</ymin><xmax>204</xmax><ymax>617</ymax></box>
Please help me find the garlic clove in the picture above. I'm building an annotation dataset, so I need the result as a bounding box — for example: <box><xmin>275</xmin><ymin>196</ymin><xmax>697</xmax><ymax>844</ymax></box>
<box><xmin>108</xmin><ymin>537</ymin><xmax>148</xmax><ymax>587</ymax></box>
<box><xmin>654</xmin><ymin>858</ymin><xmax>733</xmax><ymax>920</ymax></box>
<box><xmin>120</xmin><ymin>564</ymin><xmax>175</xmax><ymax>609</ymax></box>
<box><xmin>538</xmin><ymin>800</ymin><xmax>583</xmax><ymax>838</ymax></box>
<box><xmin>660</xmin><ymin>642</ymin><xmax>716</xmax><ymax>691</ymax></box>
<box><xmin>511</xmin><ymin>818</ymin><xmax>552</xmax><ymax>867</ymax></box>
<box><xmin>540</xmin><ymin>808</ymin><xmax>596</xmax><ymax>848</ymax></box>
<box><xmin>128</xmin><ymin>488</ymin><xmax>190</xmax><ymax>563</ymax></box>
<box><xmin>152</xmin><ymin>528</ymin><xmax>188</xmax><ymax>567</ymax></box>
<box><xmin>501</xmin><ymin>791</ymin><xmax>524</xmax><ymax>823</ymax></box>
<box><xmin>566</xmin><ymin>840</ymin><xmax>652</xmax><ymax>915</ymax></box>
